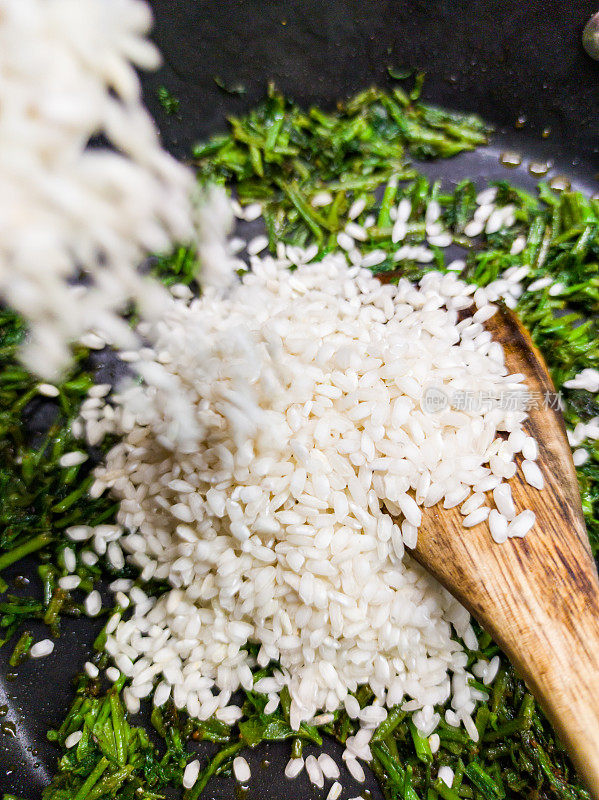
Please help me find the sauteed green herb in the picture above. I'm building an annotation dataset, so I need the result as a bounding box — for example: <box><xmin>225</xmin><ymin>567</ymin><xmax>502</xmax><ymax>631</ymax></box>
<box><xmin>0</xmin><ymin>81</ymin><xmax>597</xmax><ymax>800</ymax></box>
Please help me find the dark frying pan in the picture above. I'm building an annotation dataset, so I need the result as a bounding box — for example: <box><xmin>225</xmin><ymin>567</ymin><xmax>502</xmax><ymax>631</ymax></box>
<box><xmin>1</xmin><ymin>2</ymin><xmax>598</xmax><ymax>796</ymax></box>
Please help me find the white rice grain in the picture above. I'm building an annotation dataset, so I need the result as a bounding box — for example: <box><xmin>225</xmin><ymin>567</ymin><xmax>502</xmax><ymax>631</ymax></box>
<box><xmin>476</xmin><ymin>187</ymin><xmax>497</xmax><ymax>205</ymax></box>
<box><xmin>242</xmin><ymin>203</ymin><xmax>263</xmax><ymax>222</ymax></box>
<box><xmin>183</xmin><ymin>759</ymin><xmax>201</xmax><ymax>790</ymax></box>
<box><xmin>327</xmin><ymin>781</ymin><xmax>342</xmax><ymax>800</ymax></box>
<box><xmin>549</xmin><ymin>282</ymin><xmax>566</xmax><ymax>296</ymax></box>
<box><xmin>392</xmin><ymin>219</ymin><xmax>407</xmax><ymax>243</ymax></box>
<box><xmin>346</xmin><ymin>757</ymin><xmax>365</xmax><ymax>782</ymax></box>
<box><xmin>507</xmin><ymin>510</ymin><xmax>536</xmax><ymax>538</ymax></box>
<box><xmin>510</xmin><ymin>235</ymin><xmax>526</xmax><ymax>255</ymax></box>
<box><xmin>521</xmin><ymin>437</ymin><xmax>539</xmax><ymax>461</ymax></box>
<box><xmin>65</xmin><ymin>730</ymin><xmax>83</xmax><ymax>749</ymax></box>
<box><xmin>106</xmin><ymin>667</ymin><xmax>121</xmax><ymax>682</ymax></box>
<box><xmin>573</xmin><ymin>448</ymin><xmax>589</xmax><ymax>466</ymax></box>
<box><xmin>285</xmin><ymin>757</ymin><xmax>305</xmax><ymax>779</ymax></box>
<box><xmin>489</xmin><ymin>510</ymin><xmax>509</xmax><ymax>544</ymax></box>
<box><xmin>319</xmin><ymin>753</ymin><xmax>341</xmax><ymax>779</ymax></box>
<box><xmin>37</xmin><ymin>383</ymin><xmax>60</xmax><ymax>397</ymax></box>
<box><xmin>428</xmin><ymin>232</ymin><xmax>452</xmax><ymax>248</ymax></box>
<box><xmin>337</xmin><ymin>232</ymin><xmax>355</xmax><ymax>251</ymax></box>
<box><xmin>493</xmin><ymin>484</ymin><xmax>516</xmax><ymax>520</ymax></box>
<box><xmin>464</xmin><ymin>220</ymin><xmax>484</xmax><ymax>238</ymax></box>
<box><xmin>345</xmin><ymin>222</ymin><xmax>368</xmax><ymax>241</ymax></box>
<box><xmin>67</xmin><ymin>526</ymin><xmax>94</xmax><ymax>542</ymax></box>
<box><xmin>312</xmin><ymin>192</ymin><xmax>333</xmax><ymax>207</ymax></box>
<box><xmin>247</xmin><ymin>235</ymin><xmax>269</xmax><ymax>256</ymax></box>
<box><xmin>63</xmin><ymin>547</ymin><xmax>76</xmax><ymax>573</ymax></box>
<box><xmin>59</xmin><ymin>575</ymin><xmax>81</xmax><ymax>591</ymax></box>
<box><xmin>522</xmin><ymin>460</ymin><xmax>544</xmax><ymax>490</ymax></box>
<box><xmin>484</xmin><ymin>655</ymin><xmax>501</xmax><ymax>685</ymax></box>
<box><xmin>233</xmin><ymin>756</ymin><xmax>251</xmax><ymax>783</ymax></box>
<box><xmin>438</xmin><ymin>766</ymin><xmax>455</xmax><ymax>788</ymax></box>
<box><xmin>31</xmin><ymin>639</ymin><xmax>54</xmax><ymax>658</ymax></box>
<box><xmin>462</xmin><ymin>507</ymin><xmax>490</xmax><ymax>528</ymax></box>
<box><xmin>344</xmin><ymin>696</ymin><xmax>361</xmax><ymax>719</ymax></box>
<box><xmin>349</xmin><ymin>198</ymin><xmax>367</xmax><ymax>219</ymax></box>
<box><xmin>59</xmin><ymin>451</ymin><xmax>88</xmax><ymax>467</ymax></box>
<box><xmin>84</xmin><ymin>661</ymin><xmax>99</xmax><ymax>679</ymax></box>
<box><xmin>306</xmin><ymin>755</ymin><xmax>324</xmax><ymax>788</ymax></box>
<box><xmin>527</xmin><ymin>277</ymin><xmax>553</xmax><ymax>292</ymax></box>
<box><xmin>84</xmin><ymin>590</ymin><xmax>102</xmax><ymax>617</ymax></box>
<box><xmin>361</xmin><ymin>250</ymin><xmax>387</xmax><ymax>268</ymax></box>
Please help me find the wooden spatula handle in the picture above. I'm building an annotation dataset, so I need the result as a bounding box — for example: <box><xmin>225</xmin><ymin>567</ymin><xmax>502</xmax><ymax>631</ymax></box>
<box><xmin>518</xmin><ymin>603</ymin><xmax>599</xmax><ymax>799</ymax></box>
<box><xmin>443</xmin><ymin>523</ymin><xmax>599</xmax><ymax>799</ymax></box>
<box><xmin>452</xmin><ymin>521</ymin><xmax>599</xmax><ymax>799</ymax></box>
<box><xmin>413</xmin><ymin>306</ymin><xmax>599</xmax><ymax>798</ymax></box>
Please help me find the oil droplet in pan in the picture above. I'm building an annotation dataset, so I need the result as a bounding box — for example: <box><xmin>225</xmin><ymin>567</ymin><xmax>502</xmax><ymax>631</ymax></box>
<box><xmin>528</xmin><ymin>161</ymin><xmax>551</xmax><ymax>177</ymax></box>
<box><xmin>0</xmin><ymin>721</ymin><xmax>16</xmax><ymax>737</ymax></box>
<box><xmin>235</xmin><ymin>785</ymin><xmax>250</xmax><ymax>800</ymax></box>
<box><xmin>500</xmin><ymin>151</ymin><xmax>522</xmax><ymax>168</ymax></box>
<box><xmin>549</xmin><ymin>175</ymin><xmax>571</xmax><ymax>192</ymax></box>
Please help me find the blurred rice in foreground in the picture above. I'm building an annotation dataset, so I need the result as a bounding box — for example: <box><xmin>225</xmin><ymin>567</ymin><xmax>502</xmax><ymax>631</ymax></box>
<box><xmin>0</xmin><ymin>0</ymin><xmax>195</xmax><ymax>378</ymax></box>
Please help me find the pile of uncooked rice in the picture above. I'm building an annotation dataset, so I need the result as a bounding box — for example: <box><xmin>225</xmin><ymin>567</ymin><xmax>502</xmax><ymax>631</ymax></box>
<box><xmin>72</xmin><ymin>240</ymin><xmax>545</xmax><ymax>755</ymax></box>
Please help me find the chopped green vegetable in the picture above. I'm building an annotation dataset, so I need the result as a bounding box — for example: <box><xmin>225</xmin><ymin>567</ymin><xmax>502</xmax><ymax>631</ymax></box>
<box><xmin>157</xmin><ymin>86</ymin><xmax>180</xmax><ymax>116</ymax></box>
<box><xmin>8</xmin><ymin>629</ymin><xmax>32</xmax><ymax>667</ymax></box>
<box><xmin>1</xmin><ymin>84</ymin><xmax>596</xmax><ymax>800</ymax></box>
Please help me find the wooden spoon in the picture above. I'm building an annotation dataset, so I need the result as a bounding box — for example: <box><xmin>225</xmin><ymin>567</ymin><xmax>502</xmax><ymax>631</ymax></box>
<box><xmin>411</xmin><ymin>305</ymin><xmax>599</xmax><ymax>798</ymax></box>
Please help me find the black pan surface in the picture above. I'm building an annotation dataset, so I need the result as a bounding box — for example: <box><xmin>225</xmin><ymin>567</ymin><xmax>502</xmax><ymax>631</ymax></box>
<box><xmin>1</xmin><ymin>1</ymin><xmax>598</xmax><ymax>796</ymax></box>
